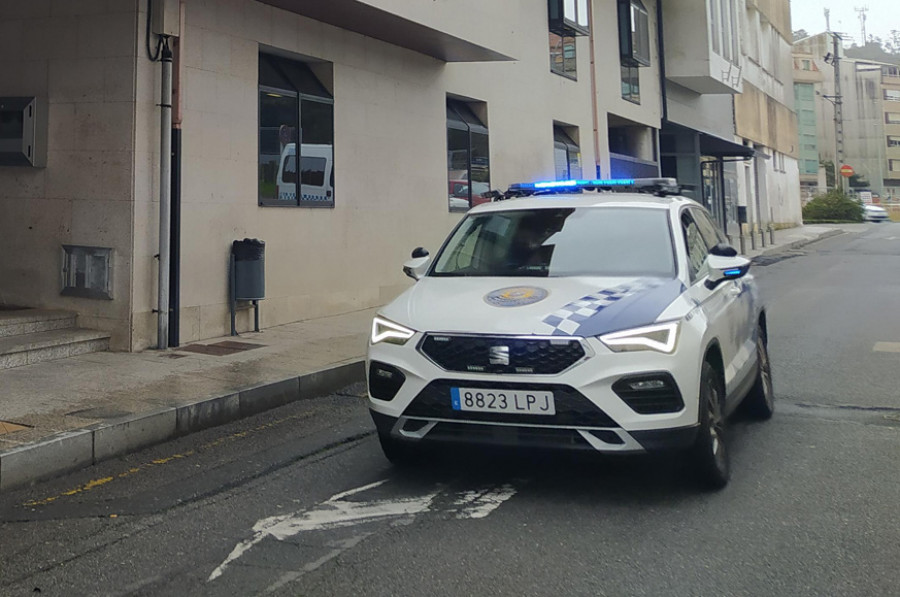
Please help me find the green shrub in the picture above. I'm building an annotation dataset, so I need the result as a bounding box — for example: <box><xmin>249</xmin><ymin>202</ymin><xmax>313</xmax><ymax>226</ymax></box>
<box><xmin>802</xmin><ymin>190</ymin><xmax>864</xmax><ymax>223</ymax></box>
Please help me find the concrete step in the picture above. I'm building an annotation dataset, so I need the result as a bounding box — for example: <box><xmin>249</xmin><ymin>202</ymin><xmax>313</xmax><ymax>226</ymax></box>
<box><xmin>0</xmin><ymin>309</ymin><xmax>77</xmax><ymax>338</ymax></box>
<box><xmin>0</xmin><ymin>328</ymin><xmax>110</xmax><ymax>370</ymax></box>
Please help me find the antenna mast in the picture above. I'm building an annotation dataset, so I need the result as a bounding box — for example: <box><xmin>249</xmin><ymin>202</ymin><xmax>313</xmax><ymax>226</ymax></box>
<box><xmin>856</xmin><ymin>6</ymin><xmax>869</xmax><ymax>44</ymax></box>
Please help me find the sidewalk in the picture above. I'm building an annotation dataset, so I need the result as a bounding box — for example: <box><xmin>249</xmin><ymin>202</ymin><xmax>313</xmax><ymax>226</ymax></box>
<box><xmin>0</xmin><ymin>224</ymin><xmax>855</xmax><ymax>492</ymax></box>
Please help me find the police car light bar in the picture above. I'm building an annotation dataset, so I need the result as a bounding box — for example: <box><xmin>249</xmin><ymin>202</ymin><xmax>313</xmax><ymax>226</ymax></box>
<box><xmin>506</xmin><ymin>178</ymin><xmax>680</xmax><ymax>196</ymax></box>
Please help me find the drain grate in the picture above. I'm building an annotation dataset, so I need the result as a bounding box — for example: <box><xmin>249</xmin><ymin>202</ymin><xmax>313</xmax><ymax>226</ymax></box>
<box><xmin>0</xmin><ymin>420</ymin><xmax>31</xmax><ymax>435</ymax></box>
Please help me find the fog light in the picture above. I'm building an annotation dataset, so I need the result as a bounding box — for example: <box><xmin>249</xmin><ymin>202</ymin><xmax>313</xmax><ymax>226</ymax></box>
<box><xmin>629</xmin><ymin>379</ymin><xmax>667</xmax><ymax>391</ymax></box>
<box><xmin>368</xmin><ymin>362</ymin><xmax>406</xmax><ymax>401</ymax></box>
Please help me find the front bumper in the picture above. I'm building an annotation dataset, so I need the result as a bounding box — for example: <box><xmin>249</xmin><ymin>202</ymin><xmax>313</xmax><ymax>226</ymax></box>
<box><xmin>371</xmin><ymin>410</ymin><xmax>699</xmax><ymax>454</ymax></box>
<box><xmin>368</xmin><ymin>331</ymin><xmax>706</xmax><ymax>454</ymax></box>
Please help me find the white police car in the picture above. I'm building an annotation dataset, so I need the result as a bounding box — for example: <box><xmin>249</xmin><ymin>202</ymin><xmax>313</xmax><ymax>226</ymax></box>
<box><xmin>367</xmin><ymin>178</ymin><xmax>773</xmax><ymax>488</ymax></box>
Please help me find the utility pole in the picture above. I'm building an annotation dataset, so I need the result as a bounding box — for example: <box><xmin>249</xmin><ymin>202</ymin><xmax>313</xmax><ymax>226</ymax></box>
<box><xmin>832</xmin><ymin>32</ymin><xmax>847</xmax><ymax>194</ymax></box>
<box><xmin>824</xmin><ymin>8</ymin><xmax>831</xmax><ymax>33</ymax></box>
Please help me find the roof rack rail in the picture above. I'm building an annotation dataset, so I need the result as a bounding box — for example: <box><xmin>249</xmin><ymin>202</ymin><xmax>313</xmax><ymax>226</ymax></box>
<box><xmin>502</xmin><ymin>177</ymin><xmax>681</xmax><ymax>199</ymax></box>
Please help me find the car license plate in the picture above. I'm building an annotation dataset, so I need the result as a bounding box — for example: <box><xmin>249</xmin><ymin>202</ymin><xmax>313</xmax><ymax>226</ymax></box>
<box><xmin>450</xmin><ymin>387</ymin><xmax>555</xmax><ymax>415</ymax></box>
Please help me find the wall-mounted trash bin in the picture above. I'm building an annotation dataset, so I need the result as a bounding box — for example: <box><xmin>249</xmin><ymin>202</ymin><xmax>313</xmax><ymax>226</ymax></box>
<box><xmin>232</xmin><ymin>238</ymin><xmax>265</xmax><ymax>300</ymax></box>
<box><xmin>230</xmin><ymin>238</ymin><xmax>265</xmax><ymax>335</ymax></box>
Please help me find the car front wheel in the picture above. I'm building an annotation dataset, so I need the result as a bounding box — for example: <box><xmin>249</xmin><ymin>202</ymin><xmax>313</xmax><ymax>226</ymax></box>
<box><xmin>689</xmin><ymin>361</ymin><xmax>730</xmax><ymax>490</ymax></box>
<box><xmin>742</xmin><ymin>326</ymin><xmax>775</xmax><ymax>419</ymax></box>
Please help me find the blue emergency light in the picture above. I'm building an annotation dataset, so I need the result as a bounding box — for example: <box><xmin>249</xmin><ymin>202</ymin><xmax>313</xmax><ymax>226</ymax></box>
<box><xmin>506</xmin><ymin>177</ymin><xmax>679</xmax><ymax>197</ymax></box>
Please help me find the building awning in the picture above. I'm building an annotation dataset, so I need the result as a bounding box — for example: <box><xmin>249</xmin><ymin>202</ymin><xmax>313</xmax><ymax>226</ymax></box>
<box><xmin>258</xmin><ymin>0</ymin><xmax>514</xmax><ymax>62</ymax></box>
<box><xmin>699</xmin><ymin>132</ymin><xmax>756</xmax><ymax>159</ymax></box>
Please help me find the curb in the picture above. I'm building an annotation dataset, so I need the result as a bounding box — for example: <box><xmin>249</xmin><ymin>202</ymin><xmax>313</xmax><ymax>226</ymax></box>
<box><xmin>756</xmin><ymin>228</ymin><xmax>844</xmax><ymax>257</ymax></box>
<box><xmin>0</xmin><ymin>360</ymin><xmax>365</xmax><ymax>493</ymax></box>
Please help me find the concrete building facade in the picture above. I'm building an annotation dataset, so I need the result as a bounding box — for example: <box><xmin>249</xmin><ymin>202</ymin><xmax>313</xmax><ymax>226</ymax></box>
<box><xmin>0</xmin><ymin>0</ymin><xmax>801</xmax><ymax>354</ymax></box>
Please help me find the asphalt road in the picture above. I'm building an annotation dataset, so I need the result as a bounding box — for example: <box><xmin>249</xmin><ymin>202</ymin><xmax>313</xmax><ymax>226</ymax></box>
<box><xmin>2</xmin><ymin>224</ymin><xmax>899</xmax><ymax>597</ymax></box>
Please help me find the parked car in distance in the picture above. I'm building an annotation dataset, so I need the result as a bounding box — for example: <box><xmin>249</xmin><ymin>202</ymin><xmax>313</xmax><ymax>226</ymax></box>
<box><xmin>863</xmin><ymin>204</ymin><xmax>890</xmax><ymax>222</ymax></box>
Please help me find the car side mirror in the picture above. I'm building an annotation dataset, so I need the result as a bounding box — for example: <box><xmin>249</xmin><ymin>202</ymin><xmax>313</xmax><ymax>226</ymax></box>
<box><xmin>705</xmin><ymin>254</ymin><xmax>751</xmax><ymax>289</ymax></box>
<box><xmin>710</xmin><ymin>242</ymin><xmax>738</xmax><ymax>257</ymax></box>
<box><xmin>403</xmin><ymin>248</ymin><xmax>430</xmax><ymax>281</ymax></box>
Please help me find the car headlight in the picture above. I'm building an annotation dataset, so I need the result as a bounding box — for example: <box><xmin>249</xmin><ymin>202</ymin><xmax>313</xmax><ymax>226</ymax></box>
<box><xmin>599</xmin><ymin>321</ymin><xmax>680</xmax><ymax>354</ymax></box>
<box><xmin>371</xmin><ymin>316</ymin><xmax>416</xmax><ymax>345</ymax></box>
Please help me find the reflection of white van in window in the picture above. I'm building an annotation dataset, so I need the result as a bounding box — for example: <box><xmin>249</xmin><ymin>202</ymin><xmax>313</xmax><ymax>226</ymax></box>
<box><xmin>276</xmin><ymin>143</ymin><xmax>334</xmax><ymax>202</ymax></box>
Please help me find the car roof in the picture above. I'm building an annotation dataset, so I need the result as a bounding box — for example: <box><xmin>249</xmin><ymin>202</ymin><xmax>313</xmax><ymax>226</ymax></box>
<box><xmin>468</xmin><ymin>192</ymin><xmax>700</xmax><ymax>214</ymax></box>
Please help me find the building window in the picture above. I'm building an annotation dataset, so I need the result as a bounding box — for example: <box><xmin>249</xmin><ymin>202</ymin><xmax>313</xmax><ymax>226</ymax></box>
<box><xmin>891</xmin><ymin>160</ymin><xmax>900</xmax><ymax>172</ymax></box>
<box><xmin>549</xmin><ymin>32</ymin><xmax>577</xmax><ymax>78</ymax></box>
<box><xmin>548</xmin><ymin>0</ymin><xmax>590</xmax><ymax>37</ymax></box>
<box><xmin>621</xmin><ymin>65</ymin><xmax>641</xmax><ymax>103</ymax></box>
<box><xmin>884</xmin><ymin>89</ymin><xmax>900</xmax><ymax>102</ymax></box>
<box><xmin>883</xmin><ymin>66</ymin><xmax>900</xmax><ymax>77</ymax></box>
<box><xmin>258</xmin><ymin>53</ymin><xmax>334</xmax><ymax>207</ymax></box>
<box><xmin>447</xmin><ymin>99</ymin><xmax>490</xmax><ymax>211</ymax></box>
<box><xmin>887</xmin><ymin>113</ymin><xmax>900</xmax><ymax>124</ymax></box>
<box><xmin>61</xmin><ymin>245</ymin><xmax>113</xmax><ymax>300</ymax></box>
<box><xmin>553</xmin><ymin>125</ymin><xmax>581</xmax><ymax>180</ymax></box>
<box><xmin>618</xmin><ymin>0</ymin><xmax>650</xmax><ymax>68</ymax></box>
<box><xmin>889</xmin><ymin>136</ymin><xmax>900</xmax><ymax>148</ymax></box>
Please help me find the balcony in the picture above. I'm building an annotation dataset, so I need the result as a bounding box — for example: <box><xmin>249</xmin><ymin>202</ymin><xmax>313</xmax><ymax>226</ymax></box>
<box><xmin>258</xmin><ymin>0</ymin><xmax>515</xmax><ymax>62</ymax></box>
<box><xmin>661</xmin><ymin>0</ymin><xmax>742</xmax><ymax>94</ymax></box>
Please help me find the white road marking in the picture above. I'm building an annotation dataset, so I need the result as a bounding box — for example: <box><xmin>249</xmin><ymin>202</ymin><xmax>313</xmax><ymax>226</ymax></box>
<box><xmin>208</xmin><ymin>479</ymin><xmax>519</xmax><ymax>582</ymax></box>
<box><xmin>263</xmin><ymin>533</ymin><xmax>373</xmax><ymax>594</ymax></box>
<box><xmin>873</xmin><ymin>342</ymin><xmax>900</xmax><ymax>353</ymax></box>
<box><xmin>208</xmin><ymin>479</ymin><xmax>437</xmax><ymax>581</ymax></box>
<box><xmin>451</xmin><ymin>484</ymin><xmax>518</xmax><ymax>519</ymax></box>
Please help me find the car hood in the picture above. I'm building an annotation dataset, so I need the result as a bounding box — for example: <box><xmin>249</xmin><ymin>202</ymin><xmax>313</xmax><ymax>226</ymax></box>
<box><xmin>381</xmin><ymin>276</ymin><xmax>686</xmax><ymax>337</ymax></box>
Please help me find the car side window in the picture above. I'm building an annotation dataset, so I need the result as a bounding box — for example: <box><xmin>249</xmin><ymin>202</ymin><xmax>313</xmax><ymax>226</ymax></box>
<box><xmin>681</xmin><ymin>212</ymin><xmax>709</xmax><ymax>282</ymax></box>
<box><xmin>691</xmin><ymin>207</ymin><xmax>727</xmax><ymax>251</ymax></box>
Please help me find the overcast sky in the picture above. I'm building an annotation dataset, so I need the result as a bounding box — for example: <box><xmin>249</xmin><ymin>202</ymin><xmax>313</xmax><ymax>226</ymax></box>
<box><xmin>791</xmin><ymin>0</ymin><xmax>898</xmax><ymax>45</ymax></box>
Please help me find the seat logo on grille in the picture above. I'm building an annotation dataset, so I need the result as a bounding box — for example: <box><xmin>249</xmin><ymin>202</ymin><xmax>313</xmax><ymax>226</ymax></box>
<box><xmin>489</xmin><ymin>345</ymin><xmax>510</xmax><ymax>366</ymax></box>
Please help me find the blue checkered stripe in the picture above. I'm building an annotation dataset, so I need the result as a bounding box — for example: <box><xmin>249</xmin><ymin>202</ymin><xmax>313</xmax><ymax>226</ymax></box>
<box><xmin>538</xmin><ymin>281</ymin><xmax>662</xmax><ymax>336</ymax></box>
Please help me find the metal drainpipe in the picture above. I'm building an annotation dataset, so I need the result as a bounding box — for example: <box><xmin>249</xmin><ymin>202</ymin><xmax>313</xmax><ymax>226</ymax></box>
<box><xmin>157</xmin><ymin>39</ymin><xmax>173</xmax><ymax>350</ymax></box>
<box><xmin>588</xmin><ymin>1</ymin><xmax>601</xmax><ymax>176</ymax></box>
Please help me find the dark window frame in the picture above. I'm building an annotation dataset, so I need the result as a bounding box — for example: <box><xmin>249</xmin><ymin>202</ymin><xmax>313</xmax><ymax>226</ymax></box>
<box><xmin>618</xmin><ymin>0</ymin><xmax>651</xmax><ymax>68</ymax></box>
<box><xmin>258</xmin><ymin>53</ymin><xmax>335</xmax><ymax>208</ymax></box>
<box><xmin>553</xmin><ymin>125</ymin><xmax>581</xmax><ymax>180</ymax></box>
<box><xmin>447</xmin><ymin>99</ymin><xmax>490</xmax><ymax>212</ymax></box>
<box><xmin>549</xmin><ymin>32</ymin><xmax>578</xmax><ymax>79</ymax></box>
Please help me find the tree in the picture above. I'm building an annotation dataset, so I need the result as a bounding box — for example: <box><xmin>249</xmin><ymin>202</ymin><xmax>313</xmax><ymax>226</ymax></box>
<box><xmin>793</xmin><ymin>29</ymin><xmax>809</xmax><ymax>42</ymax></box>
<box><xmin>845</xmin><ymin>39</ymin><xmax>900</xmax><ymax>66</ymax></box>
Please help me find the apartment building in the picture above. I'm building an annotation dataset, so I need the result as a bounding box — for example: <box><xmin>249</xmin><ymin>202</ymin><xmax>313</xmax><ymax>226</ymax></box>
<box><xmin>795</xmin><ymin>31</ymin><xmax>900</xmax><ymax>201</ymax></box>
<box><xmin>0</xmin><ymin>0</ymin><xmax>800</xmax><ymax>354</ymax></box>
<box><xmin>793</xmin><ymin>42</ymin><xmax>827</xmax><ymax>199</ymax></box>
<box><xmin>734</xmin><ymin>0</ymin><xmax>801</xmax><ymax>230</ymax></box>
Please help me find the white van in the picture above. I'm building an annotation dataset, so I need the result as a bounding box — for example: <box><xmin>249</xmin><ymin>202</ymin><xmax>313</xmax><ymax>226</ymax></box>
<box><xmin>276</xmin><ymin>143</ymin><xmax>334</xmax><ymax>202</ymax></box>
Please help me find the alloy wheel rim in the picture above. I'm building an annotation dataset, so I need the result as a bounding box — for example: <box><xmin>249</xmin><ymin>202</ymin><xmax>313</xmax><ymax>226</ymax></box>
<box><xmin>759</xmin><ymin>338</ymin><xmax>773</xmax><ymax>408</ymax></box>
<box><xmin>707</xmin><ymin>379</ymin><xmax>725</xmax><ymax>465</ymax></box>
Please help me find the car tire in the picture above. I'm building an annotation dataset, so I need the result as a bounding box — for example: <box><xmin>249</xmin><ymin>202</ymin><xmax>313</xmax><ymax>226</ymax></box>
<box><xmin>378</xmin><ymin>432</ymin><xmax>422</xmax><ymax>466</ymax></box>
<box><xmin>742</xmin><ymin>326</ymin><xmax>775</xmax><ymax>420</ymax></box>
<box><xmin>689</xmin><ymin>361</ymin><xmax>730</xmax><ymax>490</ymax></box>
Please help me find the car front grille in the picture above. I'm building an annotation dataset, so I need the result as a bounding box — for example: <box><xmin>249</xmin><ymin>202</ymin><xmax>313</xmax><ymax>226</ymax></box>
<box><xmin>424</xmin><ymin>422</ymin><xmax>592</xmax><ymax>449</ymax></box>
<box><xmin>418</xmin><ymin>334</ymin><xmax>586</xmax><ymax>375</ymax></box>
<box><xmin>402</xmin><ymin>380</ymin><xmax>619</xmax><ymax>427</ymax></box>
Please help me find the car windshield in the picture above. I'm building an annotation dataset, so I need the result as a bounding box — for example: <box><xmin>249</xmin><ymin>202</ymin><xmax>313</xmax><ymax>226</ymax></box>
<box><xmin>431</xmin><ymin>206</ymin><xmax>676</xmax><ymax>278</ymax></box>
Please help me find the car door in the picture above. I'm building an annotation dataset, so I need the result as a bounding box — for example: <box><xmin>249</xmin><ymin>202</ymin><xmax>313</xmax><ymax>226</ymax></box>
<box><xmin>678</xmin><ymin>209</ymin><xmax>744</xmax><ymax>403</ymax></box>
<box><xmin>689</xmin><ymin>207</ymin><xmax>757</xmax><ymax>398</ymax></box>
